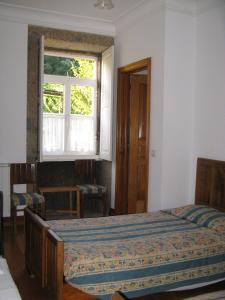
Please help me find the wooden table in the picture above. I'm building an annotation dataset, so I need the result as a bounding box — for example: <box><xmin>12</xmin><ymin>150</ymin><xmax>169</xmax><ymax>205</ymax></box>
<box><xmin>39</xmin><ymin>186</ymin><xmax>80</xmax><ymax>218</ymax></box>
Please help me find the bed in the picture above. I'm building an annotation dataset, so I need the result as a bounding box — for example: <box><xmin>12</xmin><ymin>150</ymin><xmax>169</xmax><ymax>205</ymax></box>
<box><xmin>24</xmin><ymin>158</ymin><xmax>225</xmax><ymax>300</ymax></box>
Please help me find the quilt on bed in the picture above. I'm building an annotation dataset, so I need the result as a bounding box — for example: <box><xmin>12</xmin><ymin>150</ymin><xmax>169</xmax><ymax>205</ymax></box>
<box><xmin>47</xmin><ymin>207</ymin><xmax>225</xmax><ymax>300</ymax></box>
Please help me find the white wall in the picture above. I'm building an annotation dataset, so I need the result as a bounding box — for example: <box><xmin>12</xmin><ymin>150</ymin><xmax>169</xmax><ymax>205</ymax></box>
<box><xmin>195</xmin><ymin>1</ymin><xmax>225</xmax><ymax>160</ymax></box>
<box><xmin>161</xmin><ymin>10</ymin><xmax>196</xmax><ymax>209</ymax></box>
<box><xmin>0</xmin><ymin>19</ymin><xmax>27</xmax><ymax>163</ymax></box>
<box><xmin>0</xmin><ymin>20</ymin><xmax>27</xmax><ymax>216</ymax></box>
<box><xmin>115</xmin><ymin>4</ymin><xmax>166</xmax><ymax>211</ymax></box>
<box><xmin>114</xmin><ymin>2</ymin><xmax>197</xmax><ymax>211</ymax></box>
<box><xmin>189</xmin><ymin>0</ymin><xmax>225</xmax><ymax>199</ymax></box>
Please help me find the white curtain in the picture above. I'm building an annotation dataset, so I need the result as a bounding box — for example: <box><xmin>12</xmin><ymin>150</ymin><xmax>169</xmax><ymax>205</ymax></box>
<box><xmin>43</xmin><ymin>114</ymin><xmax>96</xmax><ymax>155</ymax></box>
<box><xmin>68</xmin><ymin>115</ymin><xmax>96</xmax><ymax>154</ymax></box>
<box><xmin>43</xmin><ymin>114</ymin><xmax>64</xmax><ymax>153</ymax></box>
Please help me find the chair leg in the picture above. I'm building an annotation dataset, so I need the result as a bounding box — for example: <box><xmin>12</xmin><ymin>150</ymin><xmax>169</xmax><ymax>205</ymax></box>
<box><xmin>40</xmin><ymin>202</ymin><xmax>45</xmax><ymax>216</ymax></box>
<box><xmin>10</xmin><ymin>203</ymin><xmax>13</xmax><ymax>234</ymax></box>
<box><xmin>102</xmin><ymin>193</ymin><xmax>107</xmax><ymax>216</ymax></box>
<box><xmin>11</xmin><ymin>204</ymin><xmax>17</xmax><ymax>235</ymax></box>
<box><xmin>80</xmin><ymin>194</ymin><xmax>84</xmax><ymax>218</ymax></box>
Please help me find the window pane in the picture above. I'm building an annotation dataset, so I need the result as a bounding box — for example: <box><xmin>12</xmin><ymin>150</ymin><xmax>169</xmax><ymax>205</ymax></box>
<box><xmin>44</xmin><ymin>55</ymin><xmax>96</xmax><ymax>79</ymax></box>
<box><xmin>71</xmin><ymin>58</ymin><xmax>95</xmax><ymax>79</ymax></box>
<box><xmin>43</xmin><ymin>83</ymin><xmax>64</xmax><ymax>113</ymax></box>
<box><xmin>71</xmin><ymin>85</ymin><xmax>94</xmax><ymax>115</ymax></box>
<box><xmin>44</xmin><ymin>55</ymin><xmax>74</xmax><ymax>76</ymax></box>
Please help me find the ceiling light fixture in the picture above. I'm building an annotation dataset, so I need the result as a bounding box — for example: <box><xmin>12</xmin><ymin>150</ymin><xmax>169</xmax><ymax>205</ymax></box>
<box><xmin>94</xmin><ymin>0</ymin><xmax>114</xmax><ymax>9</ymax></box>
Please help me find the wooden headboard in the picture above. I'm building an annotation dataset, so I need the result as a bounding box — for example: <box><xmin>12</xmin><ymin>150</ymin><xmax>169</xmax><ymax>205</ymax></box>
<box><xmin>195</xmin><ymin>158</ymin><xmax>225</xmax><ymax>212</ymax></box>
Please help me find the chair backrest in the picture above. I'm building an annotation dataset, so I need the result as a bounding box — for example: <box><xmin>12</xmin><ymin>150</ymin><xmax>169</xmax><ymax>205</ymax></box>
<box><xmin>10</xmin><ymin>163</ymin><xmax>37</xmax><ymax>193</ymax></box>
<box><xmin>36</xmin><ymin>161</ymin><xmax>74</xmax><ymax>187</ymax></box>
<box><xmin>74</xmin><ymin>160</ymin><xmax>96</xmax><ymax>185</ymax></box>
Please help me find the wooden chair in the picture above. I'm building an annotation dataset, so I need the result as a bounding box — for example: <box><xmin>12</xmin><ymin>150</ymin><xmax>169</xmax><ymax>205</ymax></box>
<box><xmin>10</xmin><ymin>163</ymin><xmax>45</xmax><ymax>233</ymax></box>
<box><xmin>74</xmin><ymin>160</ymin><xmax>107</xmax><ymax>217</ymax></box>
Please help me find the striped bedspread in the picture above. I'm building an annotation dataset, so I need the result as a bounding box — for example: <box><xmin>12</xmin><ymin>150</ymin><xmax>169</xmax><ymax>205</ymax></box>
<box><xmin>47</xmin><ymin>210</ymin><xmax>225</xmax><ymax>300</ymax></box>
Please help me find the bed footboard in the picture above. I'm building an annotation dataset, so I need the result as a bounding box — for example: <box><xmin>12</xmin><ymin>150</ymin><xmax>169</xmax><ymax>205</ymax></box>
<box><xmin>25</xmin><ymin>208</ymin><xmax>64</xmax><ymax>300</ymax></box>
<box><xmin>46</xmin><ymin>229</ymin><xmax>64</xmax><ymax>300</ymax></box>
<box><xmin>24</xmin><ymin>207</ymin><xmax>49</xmax><ymax>287</ymax></box>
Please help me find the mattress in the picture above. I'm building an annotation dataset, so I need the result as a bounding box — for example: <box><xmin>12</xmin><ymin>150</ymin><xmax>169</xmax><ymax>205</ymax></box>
<box><xmin>47</xmin><ymin>206</ymin><xmax>225</xmax><ymax>300</ymax></box>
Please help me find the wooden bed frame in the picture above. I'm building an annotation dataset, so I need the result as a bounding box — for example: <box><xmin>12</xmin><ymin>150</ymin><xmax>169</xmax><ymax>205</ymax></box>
<box><xmin>24</xmin><ymin>157</ymin><xmax>225</xmax><ymax>300</ymax></box>
<box><xmin>24</xmin><ymin>209</ymin><xmax>64</xmax><ymax>300</ymax></box>
<box><xmin>195</xmin><ymin>158</ymin><xmax>225</xmax><ymax>211</ymax></box>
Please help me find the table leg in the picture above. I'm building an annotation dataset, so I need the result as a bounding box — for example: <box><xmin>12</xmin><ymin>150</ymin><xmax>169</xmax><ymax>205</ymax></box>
<box><xmin>76</xmin><ymin>190</ymin><xmax>80</xmax><ymax>218</ymax></box>
<box><xmin>69</xmin><ymin>192</ymin><xmax>72</xmax><ymax>215</ymax></box>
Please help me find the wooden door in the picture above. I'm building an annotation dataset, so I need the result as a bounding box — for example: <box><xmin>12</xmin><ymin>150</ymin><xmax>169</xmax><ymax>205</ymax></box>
<box><xmin>115</xmin><ymin>58</ymin><xmax>151</xmax><ymax>215</ymax></box>
<box><xmin>128</xmin><ymin>75</ymin><xmax>148</xmax><ymax>213</ymax></box>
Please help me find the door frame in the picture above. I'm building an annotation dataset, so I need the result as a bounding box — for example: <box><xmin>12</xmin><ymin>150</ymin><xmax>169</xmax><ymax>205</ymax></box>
<box><xmin>115</xmin><ymin>58</ymin><xmax>151</xmax><ymax>214</ymax></box>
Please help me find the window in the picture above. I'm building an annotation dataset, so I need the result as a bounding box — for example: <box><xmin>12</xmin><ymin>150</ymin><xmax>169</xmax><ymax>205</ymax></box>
<box><xmin>42</xmin><ymin>52</ymin><xmax>98</xmax><ymax>158</ymax></box>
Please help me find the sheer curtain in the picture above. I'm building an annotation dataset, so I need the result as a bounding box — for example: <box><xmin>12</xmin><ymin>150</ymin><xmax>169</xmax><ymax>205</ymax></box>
<box><xmin>42</xmin><ymin>114</ymin><xmax>64</xmax><ymax>153</ymax></box>
<box><xmin>68</xmin><ymin>115</ymin><xmax>96</xmax><ymax>154</ymax></box>
<box><xmin>43</xmin><ymin>114</ymin><xmax>96</xmax><ymax>156</ymax></box>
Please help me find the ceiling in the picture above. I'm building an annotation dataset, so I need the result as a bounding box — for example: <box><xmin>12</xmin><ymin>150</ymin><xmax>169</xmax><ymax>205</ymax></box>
<box><xmin>0</xmin><ymin>0</ymin><xmax>149</xmax><ymax>23</ymax></box>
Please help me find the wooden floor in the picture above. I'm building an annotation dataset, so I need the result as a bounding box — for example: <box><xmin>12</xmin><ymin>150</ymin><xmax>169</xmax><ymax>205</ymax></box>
<box><xmin>3</xmin><ymin>223</ymin><xmax>225</xmax><ymax>300</ymax></box>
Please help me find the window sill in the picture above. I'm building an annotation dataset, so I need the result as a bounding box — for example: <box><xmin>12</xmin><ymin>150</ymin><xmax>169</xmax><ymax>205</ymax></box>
<box><xmin>41</xmin><ymin>154</ymin><xmax>101</xmax><ymax>162</ymax></box>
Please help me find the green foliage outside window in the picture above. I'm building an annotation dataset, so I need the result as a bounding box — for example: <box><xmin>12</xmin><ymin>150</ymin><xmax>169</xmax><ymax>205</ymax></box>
<box><xmin>70</xmin><ymin>59</ymin><xmax>95</xmax><ymax>79</ymax></box>
<box><xmin>71</xmin><ymin>86</ymin><xmax>93</xmax><ymax>115</ymax></box>
<box><xmin>43</xmin><ymin>55</ymin><xmax>96</xmax><ymax>115</ymax></box>
<box><xmin>43</xmin><ymin>83</ymin><xmax>64</xmax><ymax>113</ymax></box>
<box><xmin>44</xmin><ymin>55</ymin><xmax>95</xmax><ymax>79</ymax></box>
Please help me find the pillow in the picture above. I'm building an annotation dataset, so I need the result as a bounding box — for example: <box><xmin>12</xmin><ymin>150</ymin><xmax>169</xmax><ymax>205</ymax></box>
<box><xmin>163</xmin><ymin>204</ymin><xmax>225</xmax><ymax>233</ymax></box>
<box><xmin>163</xmin><ymin>204</ymin><xmax>205</xmax><ymax>219</ymax></box>
<box><xmin>206</xmin><ymin>215</ymin><xmax>225</xmax><ymax>233</ymax></box>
